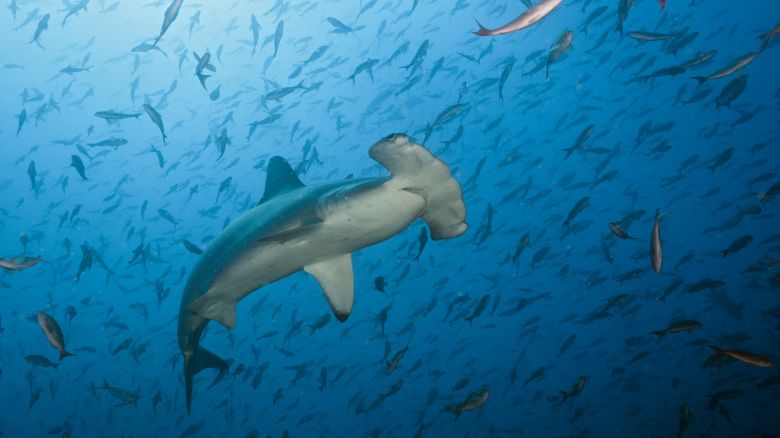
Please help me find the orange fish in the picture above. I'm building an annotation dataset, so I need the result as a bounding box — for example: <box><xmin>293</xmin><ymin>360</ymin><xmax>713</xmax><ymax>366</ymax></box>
<box><xmin>709</xmin><ymin>345</ymin><xmax>773</xmax><ymax>368</ymax></box>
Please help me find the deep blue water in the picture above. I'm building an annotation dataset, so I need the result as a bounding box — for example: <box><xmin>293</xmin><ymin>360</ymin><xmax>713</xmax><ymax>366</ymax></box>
<box><xmin>1</xmin><ymin>0</ymin><xmax>779</xmax><ymax>436</ymax></box>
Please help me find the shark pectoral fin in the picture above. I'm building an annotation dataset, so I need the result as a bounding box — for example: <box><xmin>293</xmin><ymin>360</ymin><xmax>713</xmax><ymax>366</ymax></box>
<box><xmin>370</xmin><ymin>134</ymin><xmax>468</xmax><ymax>240</ymax></box>
<box><xmin>304</xmin><ymin>253</ymin><xmax>354</xmax><ymax>322</ymax></box>
<box><xmin>188</xmin><ymin>295</ymin><xmax>237</xmax><ymax>329</ymax></box>
<box><xmin>184</xmin><ymin>347</ymin><xmax>229</xmax><ymax>414</ymax></box>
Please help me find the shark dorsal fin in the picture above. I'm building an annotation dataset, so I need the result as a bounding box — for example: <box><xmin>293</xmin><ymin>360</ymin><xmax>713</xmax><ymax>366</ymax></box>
<box><xmin>259</xmin><ymin>156</ymin><xmax>305</xmax><ymax>204</ymax></box>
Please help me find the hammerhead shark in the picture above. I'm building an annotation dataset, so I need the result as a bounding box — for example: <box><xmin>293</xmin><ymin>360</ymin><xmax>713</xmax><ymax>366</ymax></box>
<box><xmin>178</xmin><ymin>133</ymin><xmax>467</xmax><ymax>412</ymax></box>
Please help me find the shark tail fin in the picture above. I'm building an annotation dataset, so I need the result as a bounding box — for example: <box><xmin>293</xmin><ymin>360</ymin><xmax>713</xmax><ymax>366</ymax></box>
<box><xmin>184</xmin><ymin>347</ymin><xmax>229</xmax><ymax>414</ymax></box>
<box><xmin>370</xmin><ymin>134</ymin><xmax>468</xmax><ymax>240</ymax></box>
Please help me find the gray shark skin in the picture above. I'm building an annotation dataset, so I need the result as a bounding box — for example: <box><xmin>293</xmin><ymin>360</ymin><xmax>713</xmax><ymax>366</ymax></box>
<box><xmin>178</xmin><ymin>133</ymin><xmax>467</xmax><ymax>412</ymax></box>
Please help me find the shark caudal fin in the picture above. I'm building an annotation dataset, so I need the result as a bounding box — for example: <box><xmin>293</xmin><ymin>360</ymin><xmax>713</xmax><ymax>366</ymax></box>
<box><xmin>184</xmin><ymin>347</ymin><xmax>228</xmax><ymax>414</ymax></box>
<box><xmin>370</xmin><ymin>134</ymin><xmax>468</xmax><ymax>240</ymax></box>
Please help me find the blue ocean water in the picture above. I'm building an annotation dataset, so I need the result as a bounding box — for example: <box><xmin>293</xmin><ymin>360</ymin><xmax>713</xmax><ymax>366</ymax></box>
<box><xmin>1</xmin><ymin>0</ymin><xmax>779</xmax><ymax>436</ymax></box>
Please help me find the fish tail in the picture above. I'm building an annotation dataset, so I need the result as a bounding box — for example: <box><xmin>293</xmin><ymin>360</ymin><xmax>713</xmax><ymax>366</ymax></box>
<box><xmin>473</xmin><ymin>19</ymin><xmax>491</xmax><ymax>37</ymax></box>
<box><xmin>59</xmin><ymin>350</ymin><xmax>74</xmax><ymax>360</ymax></box>
<box><xmin>692</xmin><ymin>76</ymin><xmax>707</xmax><ymax>85</ymax></box>
<box><xmin>650</xmin><ymin>330</ymin><xmax>666</xmax><ymax>339</ymax></box>
<box><xmin>422</xmin><ymin>123</ymin><xmax>432</xmax><ymax>144</ymax></box>
<box><xmin>708</xmin><ymin>344</ymin><xmax>725</xmax><ymax>356</ymax></box>
<box><xmin>759</xmin><ymin>33</ymin><xmax>769</xmax><ymax>50</ymax></box>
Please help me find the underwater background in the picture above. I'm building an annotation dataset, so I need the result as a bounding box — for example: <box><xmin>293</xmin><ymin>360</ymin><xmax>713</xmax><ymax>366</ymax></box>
<box><xmin>1</xmin><ymin>0</ymin><xmax>779</xmax><ymax>436</ymax></box>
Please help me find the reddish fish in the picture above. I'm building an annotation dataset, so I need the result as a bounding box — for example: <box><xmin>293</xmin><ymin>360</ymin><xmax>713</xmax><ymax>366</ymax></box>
<box><xmin>709</xmin><ymin>345</ymin><xmax>774</xmax><ymax>368</ymax></box>
<box><xmin>659</xmin><ymin>0</ymin><xmax>666</xmax><ymax>10</ymax></box>
<box><xmin>473</xmin><ymin>0</ymin><xmax>562</xmax><ymax>37</ymax></box>
<box><xmin>0</xmin><ymin>256</ymin><xmax>42</xmax><ymax>271</ymax></box>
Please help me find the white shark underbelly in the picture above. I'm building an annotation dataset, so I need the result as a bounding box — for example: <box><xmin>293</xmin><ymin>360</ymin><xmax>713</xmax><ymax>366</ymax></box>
<box><xmin>203</xmin><ymin>180</ymin><xmax>426</xmax><ymax>325</ymax></box>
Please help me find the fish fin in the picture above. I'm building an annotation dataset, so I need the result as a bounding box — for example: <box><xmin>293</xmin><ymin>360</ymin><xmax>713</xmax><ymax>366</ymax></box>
<box><xmin>370</xmin><ymin>134</ymin><xmax>467</xmax><ymax>240</ymax></box>
<box><xmin>304</xmin><ymin>253</ymin><xmax>354</xmax><ymax>322</ymax></box>
<box><xmin>184</xmin><ymin>347</ymin><xmax>228</xmax><ymax>414</ymax></box>
<box><xmin>188</xmin><ymin>295</ymin><xmax>237</xmax><ymax>329</ymax></box>
<box><xmin>258</xmin><ymin>156</ymin><xmax>305</xmax><ymax>204</ymax></box>
<box><xmin>692</xmin><ymin>76</ymin><xmax>707</xmax><ymax>85</ymax></box>
<box><xmin>473</xmin><ymin>19</ymin><xmax>490</xmax><ymax>37</ymax></box>
<box><xmin>650</xmin><ymin>330</ymin><xmax>666</xmax><ymax>339</ymax></box>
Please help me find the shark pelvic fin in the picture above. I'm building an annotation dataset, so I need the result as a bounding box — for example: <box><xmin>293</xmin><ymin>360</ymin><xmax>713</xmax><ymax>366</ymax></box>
<box><xmin>259</xmin><ymin>156</ymin><xmax>305</xmax><ymax>204</ymax></box>
<box><xmin>184</xmin><ymin>347</ymin><xmax>228</xmax><ymax>414</ymax></box>
<box><xmin>188</xmin><ymin>295</ymin><xmax>237</xmax><ymax>329</ymax></box>
<box><xmin>304</xmin><ymin>253</ymin><xmax>354</xmax><ymax>322</ymax></box>
<box><xmin>370</xmin><ymin>134</ymin><xmax>468</xmax><ymax>240</ymax></box>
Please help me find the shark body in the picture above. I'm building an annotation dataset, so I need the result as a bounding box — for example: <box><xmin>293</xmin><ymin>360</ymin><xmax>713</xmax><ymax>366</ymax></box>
<box><xmin>178</xmin><ymin>134</ymin><xmax>467</xmax><ymax>412</ymax></box>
